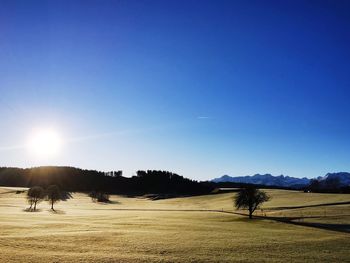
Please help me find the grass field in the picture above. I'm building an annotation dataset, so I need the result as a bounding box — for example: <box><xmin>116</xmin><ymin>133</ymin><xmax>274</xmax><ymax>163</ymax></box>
<box><xmin>0</xmin><ymin>187</ymin><xmax>349</xmax><ymax>262</ymax></box>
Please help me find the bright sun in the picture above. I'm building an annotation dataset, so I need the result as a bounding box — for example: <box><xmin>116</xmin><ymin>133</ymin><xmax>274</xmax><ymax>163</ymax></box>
<box><xmin>27</xmin><ymin>129</ymin><xmax>62</xmax><ymax>156</ymax></box>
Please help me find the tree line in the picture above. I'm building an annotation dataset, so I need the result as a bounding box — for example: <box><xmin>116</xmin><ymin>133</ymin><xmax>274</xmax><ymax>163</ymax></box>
<box><xmin>0</xmin><ymin>166</ymin><xmax>214</xmax><ymax>196</ymax></box>
<box><xmin>304</xmin><ymin>178</ymin><xmax>350</xmax><ymax>193</ymax></box>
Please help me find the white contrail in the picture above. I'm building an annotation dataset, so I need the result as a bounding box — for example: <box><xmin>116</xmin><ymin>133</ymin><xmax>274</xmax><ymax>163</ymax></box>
<box><xmin>67</xmin><ymin>121</ymin><xmax>189</xmax><ymax>143</ymax></box>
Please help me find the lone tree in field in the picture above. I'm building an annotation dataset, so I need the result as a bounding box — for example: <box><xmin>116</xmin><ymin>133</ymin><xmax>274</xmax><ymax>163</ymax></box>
<box><xmin>27</xmin><ymin>186</ymin><xmax>45</xmax><ymax>211</ymax></box>
<box><xmin>234</xmin><ymin>186</ymin><xmax>270</xmax><ymax>219</ymax></box>
<box><xmin>46</xmin><ymin>185</ymin><xmax>61</xmax><ymax>211</ymax></box>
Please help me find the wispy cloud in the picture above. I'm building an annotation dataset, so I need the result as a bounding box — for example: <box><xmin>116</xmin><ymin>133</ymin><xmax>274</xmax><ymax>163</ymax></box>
<box><xmin>197</xmin><ymin>116</ymin><xmax>210</xmax><ymax>120</ymax></box>
<box><xmin>68</xmin><ymin>121</ymin><xmax>188</xmax><ymax>143</ymax></box>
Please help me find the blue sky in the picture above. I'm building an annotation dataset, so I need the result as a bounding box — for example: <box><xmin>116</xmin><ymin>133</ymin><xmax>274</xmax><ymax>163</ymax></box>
<box><xmin>0</xmin><ymin>0</ymin><xmax>349</xmax><ymax>180</ymax></box>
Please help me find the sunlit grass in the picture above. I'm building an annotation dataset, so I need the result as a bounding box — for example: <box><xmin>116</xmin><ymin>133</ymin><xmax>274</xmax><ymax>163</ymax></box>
<box><xmin>0</xmin><ymin>188</ymin><xmax>349</xmax><ymax>262</ymax></box>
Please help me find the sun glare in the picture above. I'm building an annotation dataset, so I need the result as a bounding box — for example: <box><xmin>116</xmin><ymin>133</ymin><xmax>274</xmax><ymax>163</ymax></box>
<box><xmin>27</xmin><ymin>129</ymin><xmax>62</xmax><ymax>156</ymax></box>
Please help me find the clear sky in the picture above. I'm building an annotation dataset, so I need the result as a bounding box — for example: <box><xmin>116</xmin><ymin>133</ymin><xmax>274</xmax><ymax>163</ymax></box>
<box><xmin>0</xmin><ymin>0</ymin><xmax>349</xmax><ymax>180</ymax></box>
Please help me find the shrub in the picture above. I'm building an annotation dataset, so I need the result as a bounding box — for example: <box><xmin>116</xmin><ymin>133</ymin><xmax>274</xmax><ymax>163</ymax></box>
<box><xmin>89</xmin><ymin>191</ymin><xmax>110</xmax><ymax>203</ymax></box>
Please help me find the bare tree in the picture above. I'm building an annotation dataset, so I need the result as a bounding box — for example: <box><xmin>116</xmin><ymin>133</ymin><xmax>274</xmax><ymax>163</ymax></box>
<box><xmin>27</xmin><ymin>186</ymin><xmax>45</xmax><ymax>211</ymax></box>
<box><xmin>234</xmin><ymin>186</ymin><xmax>270</xmax><ymax>219</ymax></box>
<box><xmin>46</xmin><ymin>185</ymin><xmax>61</xmax><ymax>211</ymax></box>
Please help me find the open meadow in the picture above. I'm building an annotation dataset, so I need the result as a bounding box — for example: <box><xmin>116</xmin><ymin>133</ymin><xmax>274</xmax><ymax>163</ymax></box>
<box><xmin>0</xmin><ymin>187</ymin><xmax>349</xmax><ymax>262</ymax></box>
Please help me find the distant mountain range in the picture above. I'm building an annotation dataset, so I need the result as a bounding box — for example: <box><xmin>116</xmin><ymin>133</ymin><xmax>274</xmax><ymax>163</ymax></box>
<box><xmin>212</xmin><ymin>172</ymin><xmax>350</xmax><ymax>188</ymax></box>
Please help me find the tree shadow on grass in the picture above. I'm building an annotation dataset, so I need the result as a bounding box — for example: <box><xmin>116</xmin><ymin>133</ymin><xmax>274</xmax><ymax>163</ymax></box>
<box><xmin>95</xmin><ymin>200</ymin><xmax>121</xmax><ymax>205</ymax></box>
<box><xmin>109</xmin><ymin>200</ymin><xmax>121</xmax><ymax>204</ymax></box>
<box><xmin>61</xmin><ymin>191</ymin><xmax>73</xmax><ymax>201</ymax></box>
<box><xmin>120</xmin><ymin>193</ymin><xmax>191</xmax><ymax>200</ymax></box>
<box><xmin>23</xmin><ymin>208</ymin><xmax>43</xmax><ymax>212</ymax></box>
<box><xmin>267</xmin><ymin>201</ymin><xmax>350</xmax><ymax>211</ymax></box>
<box><xmin>257</xmin><ymin>214</ymin><xmax>350</xmax><ymax>234</ymax></box>
<box><xmin>220</xmin><ymin>210</ymin><xmax>350</xmax><ymax>233</ymax></box>
<box><xmin>290</xmin><ymin>221</ymin><xmax>350</xmax><ymax>233</ymax></box>
<box><xmin>48</xmin><ymin>209</ymin><xmax>66</xmax><ymax>215</ymax></box>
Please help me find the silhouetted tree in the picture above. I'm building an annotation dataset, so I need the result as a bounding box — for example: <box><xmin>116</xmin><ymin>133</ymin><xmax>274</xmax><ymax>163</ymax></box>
<box><xmin>89</xmin><ymin>191</ymin><xmax>110</xmax><ymax>202</ymax></box>
<box><xmin>46</xmin><ymin>185</ymin><xmax>61</xmax><ymax>210</ymax></box>
<box><xmin>234</xmin><ymin>186</ymin><xmax>270</xmax><ymax>219</ymax></box>
<box><xmin>324</xmin><ymin>177</ymin><xmax>341</xmax><ymax>192</ymax></box>
<box><xmin>89</xmin><ymin>190</ymin><xmax>98</xmax><ymax>201</ymax></box>
<box><xmin>97</xmin><ymin>192</ymin><xmax>110</xmax><ymax>202</ymax></box>
<box><xmin>308</xmin><ymin>179</ymin><xmax>320</xmax><ymax>192</ymax></box>
<box><xmin>113</xmin><ymin>170</ymin><xmax>122</xmax><ymax>177</ymax></box>
<box><xmin>27</xmin><ymin>186</ymin><xmax>45</xmax><ymax>211</ymax></box>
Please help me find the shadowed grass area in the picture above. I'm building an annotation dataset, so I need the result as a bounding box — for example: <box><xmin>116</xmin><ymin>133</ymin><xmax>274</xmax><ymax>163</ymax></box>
<box><xmin>0</xmin><ymin>187</ymin><xmax>349</xmax><ymax>262</ymax></box>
